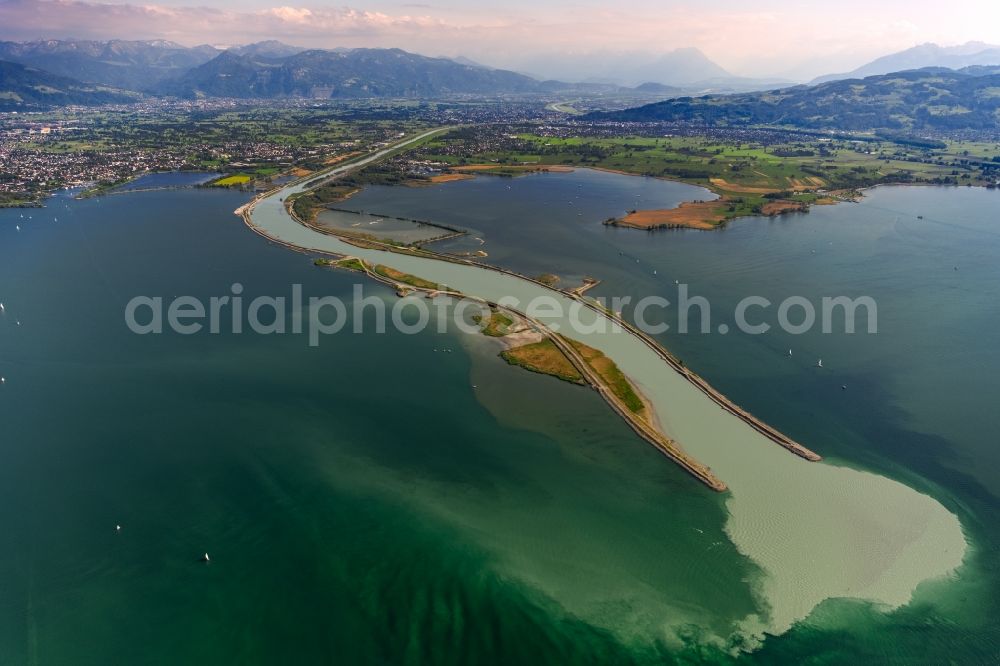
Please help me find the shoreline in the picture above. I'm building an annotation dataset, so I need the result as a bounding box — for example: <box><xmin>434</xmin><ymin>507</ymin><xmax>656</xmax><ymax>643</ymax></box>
<box><xmin>234</xmin><ymin>134</ymin><xmax>997</xmax><ymax>481</ymax></box>
<box><xmin>237</xmin><ymin>133</ymin><xmax>969</xmax><ymax>638</ymax></box>
<box><xmin>286</xmin><ymin>152</ymin><xmax>998</xmax><ymax>238</ymax></box>
<box><xmin>313</xmin><ymin>249</ymin><xmax>729</xmax><ymax>490</ymax></box>
<box><xmin>237</xmin><ymin>133</ymin><xmax>824</xmax><ymax>489</ymax></box>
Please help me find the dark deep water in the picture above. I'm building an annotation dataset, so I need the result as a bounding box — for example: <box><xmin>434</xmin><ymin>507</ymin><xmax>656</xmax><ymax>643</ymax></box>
<box><xmin>0</xmin><ymin>172</ymin><xmax>997</xmax><ymax>663</ymax></box>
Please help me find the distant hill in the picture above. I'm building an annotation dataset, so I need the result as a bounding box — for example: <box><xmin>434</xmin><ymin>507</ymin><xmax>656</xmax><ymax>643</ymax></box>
<box><xmin>167</xmin><ymin>47</ymin><xmax>545</xmax><ymax>98</ymax></box>
<box><xmin>0</xmin><ymin>60</ymin><xmax>139</xmax><ymax>109</ymax></box>
<box><xmin>812</xmin><ymin>42</ymin><xmax>1000</xmax><ymax>84</ymax></box>
<box><xmin>227</xmin><ymin>41</ymin><xmax>312</xmax><ymax>59</ymax></box>
<box><xmin>444</xmin><ymin>55</ymin><xmax>488</xmax><ymax>69</ymax></box>
<box><xmin>518</xmin><ymin>49</ymin><xmax>793</xmax><ymax>92</ymax></box>
<box><xmin>613</xmin><ymin>48</ymin><xmax>731</xmax><ymax>86</ymax></box>
<box><xmin>585</xmin><ymin>67</ymin><xmax>1000</xmax><ymax>133</ymax></box>
<box><xmin>0</xmin><ymin>39</ymin><xmax>219</xmax><ymax>90</ymax></box>
<box><xmin>519</xmin><ymin>48</ymin><xmax>732</xmax><ymax>87</ymax></box>
<box><xmin>634</xmin><ymin>82</ymin><xmax>685</xmax><ymax>94</ymax></box>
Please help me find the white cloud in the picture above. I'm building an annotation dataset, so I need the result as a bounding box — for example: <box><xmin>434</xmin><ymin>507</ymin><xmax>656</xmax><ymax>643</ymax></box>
<box><xmin>268</xmin><ymin>6</ymin><xmax>314</xmax><ymax>23</ymax></box>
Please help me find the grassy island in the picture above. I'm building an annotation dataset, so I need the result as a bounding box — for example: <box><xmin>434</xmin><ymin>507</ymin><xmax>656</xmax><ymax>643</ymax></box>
<box><xmin>501</xmin><ymin>339</ymin><xmax>584</xmax><ymax>384</ymax></box>
<box><xmin>567</xmin><ymin>339</ymin><xmax>646</xmax><ymax>415</ymax></box>
<box><xmin>371</xmin><ymin>264</ymin><xmax>439</xmax><ymax>291</ymax></box>
<box><xmin>314</xmin><ymin>257</ymin><xmax>369</xmax><ymax>273</ymax></box>
<box><xmin>473</xmin><ymin>310</ymin><xmax>514</xmax><ymax>337</ymax></box>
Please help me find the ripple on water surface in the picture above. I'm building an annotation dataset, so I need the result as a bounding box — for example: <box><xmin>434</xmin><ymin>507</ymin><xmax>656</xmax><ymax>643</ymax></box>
<box><xmin>250</xmin><ymin>172</ymin><xmax>968</xmax><ymax>643</ymax></box>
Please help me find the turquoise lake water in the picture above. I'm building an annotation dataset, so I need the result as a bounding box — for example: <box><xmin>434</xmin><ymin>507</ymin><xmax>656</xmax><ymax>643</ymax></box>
<box><xmin>0</xmin><ymin>171</ymin><xmax>997</xmax><ymax>663</ymax></box>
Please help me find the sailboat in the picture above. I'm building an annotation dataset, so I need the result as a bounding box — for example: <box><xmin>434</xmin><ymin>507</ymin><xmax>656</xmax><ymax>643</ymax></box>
<box><xmin>788</xmin><ymin>349</ymin><xmax>792</xmax><ymax>356</ymax></box>
<box><xmin>816</xmin><ymin>359</ymin><xmax>823</xmax><ymax>368</ymax></box>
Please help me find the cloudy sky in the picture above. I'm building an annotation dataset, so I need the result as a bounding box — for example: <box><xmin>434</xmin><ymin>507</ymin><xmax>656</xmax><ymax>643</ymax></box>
<box><xmin>2</xmin><ymin>0</ymin><xmax>998</xmax><ymax>80</ymax></box>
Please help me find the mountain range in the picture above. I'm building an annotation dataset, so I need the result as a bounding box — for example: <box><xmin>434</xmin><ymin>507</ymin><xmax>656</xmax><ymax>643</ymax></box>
<box><xmin>812</xmin><ymin>42</ymin><xmax>1000</xmax><ymax>84</ymax></box>
<box><xmin>0</xmin><ymin>39</ymin><xmax>624</xmax><ymax>101</ymax></box>
<box><xmin>0</xmin><ymin>39</ymin><xmax>219</xmax><ymax>90</ymax></box>
<box><xmin>0</xmin><ymin>39</ymin><xmax>691</xmax><ymax>106</ymax></box>
<box><xmin>0</xmin><ymin>39</ymin><xmax>793</xmax><ymax>101</ymax></box>
<box><xmin>0</xmin><ymin>59</ymin><xmax>138</xmax><ymax>109</ymax></box>
<box><xmin>587</xmin><ymin>66</ymin><xmax>1000</xmax><ymax>132</ymax></box>
<box><xmin>2</xmin><ymin>37</ymin><xmax>1000</xmax><ymax>129</ymax></box>
<box><xmin>168</xmin><ymin>47</ymin><xmax>545</xmax><ymax>99</ymax></box>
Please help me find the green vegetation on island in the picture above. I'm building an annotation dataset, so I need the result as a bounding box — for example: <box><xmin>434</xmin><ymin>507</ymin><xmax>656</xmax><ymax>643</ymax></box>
<box><xmin>472</xmin><ymin>310</ymin><xmax>514</xmax><ymax>337</ymax></box>
<box><xmin>371</xmin><ymin>264</ymin><xmax>439</xmax><ymax>291</ymax></box>
<box><xmin>568</xmin><ymin>338</ymin><xmax>646</xmax><ymax>414</ymax></box>
<box><xmin>501</xmin><ymin>339</ymin><xmax>584</xmax><ymax>384</ymax></box>
<box><xmin>314</xmin><ymin>257</ymin><xmax>368</xmax><ymax>273</ymax></box>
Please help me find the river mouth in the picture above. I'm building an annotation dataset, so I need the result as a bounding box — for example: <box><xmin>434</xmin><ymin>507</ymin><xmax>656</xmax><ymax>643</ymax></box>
<box><xmin>249</xmin><ymin>166</ymin><xmax>974</xmax><ymax>645</ymax></box>
<box><xmin>0</xmin><ymin>170</ymin><xmax>985</xmax><ymax>660</ymax></box>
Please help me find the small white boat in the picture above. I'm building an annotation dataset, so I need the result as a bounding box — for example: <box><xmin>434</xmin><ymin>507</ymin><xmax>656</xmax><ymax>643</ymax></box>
<box><xmin>816</xmin><ymin>359</ymin><xmax>823</xmax><ymax>368</ymax></box>
<box><xmin>201</xmin><ymin>553</ymin><xmax>210</xmax><ymax>563</ymax></box>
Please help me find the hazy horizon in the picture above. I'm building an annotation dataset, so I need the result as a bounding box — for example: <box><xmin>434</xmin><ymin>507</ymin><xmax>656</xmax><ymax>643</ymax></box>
<box><xmin>1</xmin><ymin>0</ymin><xmax>999</xmax><ymax>81</ymax></box>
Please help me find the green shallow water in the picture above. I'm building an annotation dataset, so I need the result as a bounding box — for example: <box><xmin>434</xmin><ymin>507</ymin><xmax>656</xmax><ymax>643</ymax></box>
<box><xmin>0</xmin><ymin>171</ymin><xmax>997</xmax><ymax>662</ymax></box>
<box><xmin>251</xmin><ymin>170</ymin><xmax>969</xmax><ymax>642</ymax></box>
